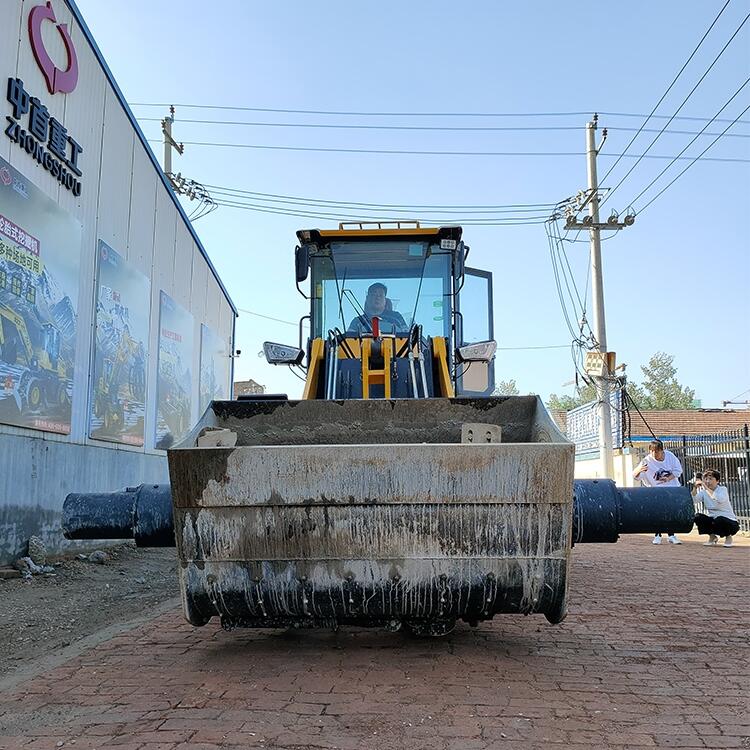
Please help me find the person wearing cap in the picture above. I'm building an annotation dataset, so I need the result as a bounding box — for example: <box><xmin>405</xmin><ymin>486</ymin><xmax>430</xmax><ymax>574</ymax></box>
<box><xmin>347</xmin><ymin>282</ymin><xmax>408</xmax><ymax>334</ymax></box>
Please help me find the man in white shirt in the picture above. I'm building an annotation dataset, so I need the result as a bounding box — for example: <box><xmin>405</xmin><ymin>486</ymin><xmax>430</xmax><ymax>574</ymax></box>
<box><xmin>633</xmin><ymin>439</ymin><xmax>684</xmax><ymax>544</ymax></box>
<box><xmin>692</xmin><ymin>469</ymin><xmax>740</xmax><ymax>547</ymax></box>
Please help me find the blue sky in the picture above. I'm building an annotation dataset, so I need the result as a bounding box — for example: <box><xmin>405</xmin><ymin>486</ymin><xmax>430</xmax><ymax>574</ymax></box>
<box><xmin>75</xmin><ymin>0</ymin><xmax>750</xmax><ymax>408</ymax></box>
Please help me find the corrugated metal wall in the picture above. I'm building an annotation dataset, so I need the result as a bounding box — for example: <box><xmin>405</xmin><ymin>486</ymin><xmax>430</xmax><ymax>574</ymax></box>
<box><xmin>0</xmin><ymin>0</ymin><xmax>235</xmax><ymax>563</ymax></box>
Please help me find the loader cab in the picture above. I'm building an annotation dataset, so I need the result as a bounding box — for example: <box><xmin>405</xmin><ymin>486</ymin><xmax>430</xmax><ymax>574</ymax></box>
<box><xmin>307</xmin><ymin>234</ymin><xmax>453</xmax><ymax>342</ymax></box>
<box><xmin>266</xmin><ymin>223</ymin><xmax>495</xmax><ymax>398</ymax></box>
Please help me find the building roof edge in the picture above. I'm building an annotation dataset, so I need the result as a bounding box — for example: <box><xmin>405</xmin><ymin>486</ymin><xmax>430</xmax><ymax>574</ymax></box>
<box><xmin>64</xmin><ymin>0</ymin><xmax>237</xmax><ymax>316</ymax></box>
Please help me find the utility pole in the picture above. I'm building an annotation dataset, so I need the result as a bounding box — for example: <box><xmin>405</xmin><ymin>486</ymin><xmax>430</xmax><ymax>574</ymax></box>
<box><xmin>565</xmin><ymin>115</ymin><xmax>635</xmax><ymax>479</ymax></box>
<box><xmin>586</xmin><ymin>117</ymin><xmax>614</xmax><ymax>480</ymax></box>
<box><xmin>161</xmin><ymin>105</ymin><xmax>184</xmax><ymax>177</ymax></box>
<box><xmin>159</xmin><ymin>107</ymin><xmax>215</xmax><ymax>221</ymax></box>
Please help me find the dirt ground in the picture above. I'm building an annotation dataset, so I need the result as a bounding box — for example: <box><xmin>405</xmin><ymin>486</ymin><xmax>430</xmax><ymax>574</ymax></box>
<box><xmin>0</xmin><ymin>544</ymin><xmax>179</xmax><ymax>680</ymax></box>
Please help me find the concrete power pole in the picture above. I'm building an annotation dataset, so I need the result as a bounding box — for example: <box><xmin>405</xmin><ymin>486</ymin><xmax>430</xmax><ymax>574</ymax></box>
<box><xmin>161</xmin><ymin>105</ymin><xmax>184</xmax><ymax>177</ymax></box>
<box><xmin>585</xmin><ymin>117</ymin><xmax>614</xmax><ymax>479</ymax></box>
<box><xmin>159</xmin><ymin>106</ymin><xmax>216</xmax><ymax>221</ymax></box>
<box><xmin>564</xmin><ymin>116</ymin><xmax>635</xmax><ymax>480</ymax></box>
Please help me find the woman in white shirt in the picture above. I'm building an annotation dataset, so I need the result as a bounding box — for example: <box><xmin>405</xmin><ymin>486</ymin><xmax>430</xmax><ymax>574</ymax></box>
<box><xmin>692</xmin><ymin>469</ymin><xmax>740</xmax><ymax>547</ymax></box>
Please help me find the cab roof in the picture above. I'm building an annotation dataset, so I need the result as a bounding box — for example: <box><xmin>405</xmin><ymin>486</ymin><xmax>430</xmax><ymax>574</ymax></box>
<box><xmin>296</xmin><ymin>223</ymin><xmax>462</xmax><ymax>244</ymax></box>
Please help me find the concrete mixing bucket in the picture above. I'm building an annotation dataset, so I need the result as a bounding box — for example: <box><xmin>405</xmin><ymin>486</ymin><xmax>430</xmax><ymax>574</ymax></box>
<box><xmin>167</xmin><ymin>397</ymin><xmax>574</xmax><ymax>633</ymax></box>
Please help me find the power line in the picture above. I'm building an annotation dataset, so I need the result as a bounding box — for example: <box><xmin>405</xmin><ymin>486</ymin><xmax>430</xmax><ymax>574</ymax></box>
<box><xmin>545</xmin><ymin>221</ymin><xmax>581</xmax><ymax>342</ymax></box>
<box><xmin>239</xmin><ymin>305</ymin><xmax>574</xmax><ymax>352</ymax></box>
<box><xmin>628</xmin><ymin>76</ymin><xmax>750</xmax><ymax>208</ymax></box>
<box><xmin>212</xmin><ymin>197</ymin><xmax>552</xmax><ymax>225</ymax></box>
<box><xmin>207</xmin><ymin>187</ymin><xmax>559</xmax><ymax>215</ymax></box>
<box><xmin>552</xmin><ymin>219</ymin><xmax>587</xmax><ymax>319</ymax></box>
<box><xmin>636</xmin><ymin>101</ymin><xmax>750</xmax><ymax>214</ymax></box>
<box><xmin>601</xmin><ymin>9</ymin><xmax>750</xmax><ymax>205</ymax></box>
<box><xmin>129</xmin><ymin>102</ymin><xmax>750</xmax><ymax>124</ymax></box>
<box><xmin>238</xmin><ymin>302</ymin><xmax>570</xmax><ymax>348</ymax></box>
<box><xmin>236</xmin><ymin>307</ymin><xmax>299</xmax><ymax>326</ymax></box>
<box><xmin>142</xmin><ymin>118</ymin><xmax>585</xmax><ymax>131</ymax></box>
<box><xmin>135</xmin><ymin>116</ymin><xmax>750</xmax><ymax>137</ymax></box>
<box><xmin>202</xmin><ymin>184</ymin><xmax>559</xmax><ymax>210</ymax></box>
<box><xmin>589</xmin><ymin>126</ymin><xmax>748</xmax><ymax>139</ymax></box>
<box><xmin>146</xmin><ymin>139</ymin><xmax>750</xmax><ymax>161</ymax></box>
<box><xmin>599</xmin><ymin>0</ymin><xmax>733</xmax><ymax>185</ymax></box>
<box><xmin>496</xmin><ymin>344</ymin><xmax>571</xmax><ymax>351</ymax></box>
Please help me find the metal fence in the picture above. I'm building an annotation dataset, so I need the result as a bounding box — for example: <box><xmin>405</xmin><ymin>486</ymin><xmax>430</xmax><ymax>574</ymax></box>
<box><xmin>662</xmin><ymin>425</ymin><xmax>750</xmax><ymax>533</ymax></box>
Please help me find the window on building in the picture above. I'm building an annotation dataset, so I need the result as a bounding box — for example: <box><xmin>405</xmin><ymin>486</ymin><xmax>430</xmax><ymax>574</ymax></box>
<box><xmin>11</xmin><ymin>275</ymin><xmax>22</xmax><ymax>296</ymax></box>
<box><xmin>0</xmin><ymin>270</ymin><xmax>6</xmax><ymax>289</ymax></box>
<box><xmin>26</xmin><ymin>286</ymin><xmax>36</xmax><ymax>305</ymax></box>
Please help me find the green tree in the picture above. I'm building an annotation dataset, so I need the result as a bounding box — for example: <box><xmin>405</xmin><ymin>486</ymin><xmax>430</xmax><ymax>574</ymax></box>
<box><xmin>627</xmin><ymin>351</ymin><xmax>696</xmax><ymax>409</ymax></box>
<box><xmin>493</xmin><ymin>379</ymin><xmax>519</xmax><ymax>396</ymax></box>
<box><xmin>548</xmin><ymin>351</ymin><xmax>697</xmax><ymax>412</ymax></box>
<box><xmin>547</xmin><ymin>383</ymin><xmax>597</xmax><ymax>410</ymax></box>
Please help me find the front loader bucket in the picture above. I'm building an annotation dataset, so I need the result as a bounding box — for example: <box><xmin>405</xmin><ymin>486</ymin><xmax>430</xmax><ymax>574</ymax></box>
<box><xmin>168</xmin><ymin>397</ymin><xmax>575</xmax><ymax>631</ymax></box>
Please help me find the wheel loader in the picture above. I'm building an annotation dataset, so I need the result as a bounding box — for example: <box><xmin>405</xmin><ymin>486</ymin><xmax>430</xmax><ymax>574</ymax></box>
<box><xmin>64</xmin><ymin>222</ymin><xmax>694</xmax><ymax>635</ymax></box>
<box><xmin>0</xmin><ymin>303</ymin><xmax>69</xmax><ymax>412</ymax></box>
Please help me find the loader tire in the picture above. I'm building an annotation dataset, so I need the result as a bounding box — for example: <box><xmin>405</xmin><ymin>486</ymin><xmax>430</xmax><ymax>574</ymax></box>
<box><xmin>26</xmin><ymin>379</ymin><xmax>43</xmax><ymax>410</ymax></box>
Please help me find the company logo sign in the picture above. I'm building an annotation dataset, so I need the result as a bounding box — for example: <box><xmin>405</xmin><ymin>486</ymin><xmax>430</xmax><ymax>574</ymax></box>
<box><xmin>28</xmin><ymin>2</ymin><xmax>79</xmax><ymax>95</ymax></box>
<box><xmin>5</xmin><ymin>78</ymin><xmax>84</xmax><ymax>195</ymax></box>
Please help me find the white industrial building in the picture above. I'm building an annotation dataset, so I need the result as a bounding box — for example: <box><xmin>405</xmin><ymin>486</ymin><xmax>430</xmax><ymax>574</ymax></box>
<box><xmin>0</xmin><ymin>0</ymin><xmax>236</xmax><ymax>563</ymax></box>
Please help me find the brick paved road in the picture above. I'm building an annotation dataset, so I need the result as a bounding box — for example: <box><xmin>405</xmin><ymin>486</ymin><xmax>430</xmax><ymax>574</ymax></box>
<box><xmin>0</xmin><ymin>534</ymin><xmax>747</xmax><ymax>750</ymax></box>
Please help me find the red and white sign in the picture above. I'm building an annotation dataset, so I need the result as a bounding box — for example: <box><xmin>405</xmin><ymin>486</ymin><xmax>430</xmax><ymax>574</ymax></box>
<box><xmin>0</xmin><ymin>214</ymin><xmax>41</xmax><ymax>255</ymax></box>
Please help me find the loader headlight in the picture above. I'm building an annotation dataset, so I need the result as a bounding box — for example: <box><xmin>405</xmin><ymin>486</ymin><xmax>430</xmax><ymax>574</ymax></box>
<box><xmin>456</xmin><ymin>340</ymin><xmax>497</xmax><ymax>363</ymax></box>
<box><xmin>263</xmin><ymin>341</ymin><xmax>305</xmax><ymax>366</ymax></box>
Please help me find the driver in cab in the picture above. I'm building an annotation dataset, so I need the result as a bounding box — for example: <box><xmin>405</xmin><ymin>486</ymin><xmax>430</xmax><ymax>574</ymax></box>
<box><xmin>347</xmin><ymin>282</ymin><xmax>407</xmax><ymax>335</ymax></box>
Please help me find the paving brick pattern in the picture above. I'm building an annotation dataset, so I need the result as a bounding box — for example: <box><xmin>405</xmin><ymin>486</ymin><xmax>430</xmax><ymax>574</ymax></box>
<box><xmin>0</xmin><ymin>534</ymin><xmax>748</xmax><ymax>750</ymax></box>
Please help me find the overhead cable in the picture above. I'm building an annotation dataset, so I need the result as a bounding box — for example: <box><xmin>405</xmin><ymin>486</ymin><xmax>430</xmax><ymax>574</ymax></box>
<box><xmin>601</xmin><ymin>9</ymin><xmax>750</xmax><ymax>205</ymax></box>
<box><xmin>599</xmin><ymin>0</ymin><xmax>734</xmax><ymax>185</ymax></box>
<box><xmin>135</xmin><ymin>117</ymin><xmax>750</xmax><ymax>137</ymax></box>
<box><xmin>545</xmin><ymin>221</ymin><xmax>582</xmax><ymax>341</ymax></box>
<box><xmin>129</xmin><ymin>102</ymin><xmax>750</xmax><ymax>125</ymax></box>
<box><xmin>201</xmin><ymin>184</ymin><xmax>559</xmax><ymax>210</ymax></box>
<box><xmin>145</xmin><ymin>139</ymin><xmax>749</xmax><ymax>161</ymax></box>
<box><xmin>212</xmin><ymin>198</ymin><xmax>551</xmax><ymax>225</ymax></box>
<box><xmin>237</xmin><ymin>303</ymin><xmax>571</xmax><ymax>350</ymax></box>
<box><xmin>635</xmin><ymin>101</ymin><xmax>750</xmax><ymax>214</ymax></box>
<box><xmin>236</xmin><ymin>307</ymin><xmax>299</xmax><ymax>326</ymax></box>
<box><xmin>207</xmin><ymin>187</ymin><xmax>559</xmax><ymax>215</ymax></box>
<box><xmin>496</xmin><ymin>344</ymin><xmax>571</xmax><ymax>351</ymax></box>
<box><xmin>628</xmin><ymin>76</ymin><xmax>750</xmax><ymax>208</ymax></box>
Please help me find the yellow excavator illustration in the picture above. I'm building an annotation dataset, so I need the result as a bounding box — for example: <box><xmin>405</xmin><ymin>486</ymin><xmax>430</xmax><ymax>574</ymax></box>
<box><xmin>93</xmin><ymin>332</ymin><xmax>145</xmax><ymax>432</ymax></box>
<box><xmin>0</xmin><ymin>303</ymin><xmax>69</xmax><ymax>413</ymax></box>
<box><xmin>156</xmin><ymin>348</ymin><xmax>190</xmax><ymax>439</ymax></box>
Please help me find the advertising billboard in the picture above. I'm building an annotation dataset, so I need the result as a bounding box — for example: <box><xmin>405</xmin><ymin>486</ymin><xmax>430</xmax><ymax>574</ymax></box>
<box><xmin>155</xmin><ymin>291</ymin><xmax>193</xmax><ymax>449</ymax></box>
<box><xmin>0</xmin><ymin>156</ymin><xmax>81</xmax><ymax>433</ymax></box>
<box><xmin>199</xmin><ymin>324</ymin><xmax>229</xmax><ymax>416</ymax></box>
<box><xmin>89</xmin><ymin>241</ymin><xmax>150</xmax><ymax>445</ymax></box>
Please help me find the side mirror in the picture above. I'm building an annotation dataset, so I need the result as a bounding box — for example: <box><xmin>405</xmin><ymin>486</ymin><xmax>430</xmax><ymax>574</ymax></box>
<box><xmin>295</xmin><ymin>244</ymin><xmax>311</xmax><ymax>283</ymax></box>
<box><xmin>263</xmin><ymin>341</ymin><xmax>304</xmax><ymax>366</ymax></box>
<box><xmin>456</xmin><ymin>339</ymin><xmax>497</xmax><ymax>363</ymax></box>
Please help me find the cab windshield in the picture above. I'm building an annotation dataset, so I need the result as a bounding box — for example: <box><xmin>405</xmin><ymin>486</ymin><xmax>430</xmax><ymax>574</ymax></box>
<box><xmin>310</xmin><ymin>240</ymin><xmax>452</xmax><ymax>339</ymax></box>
